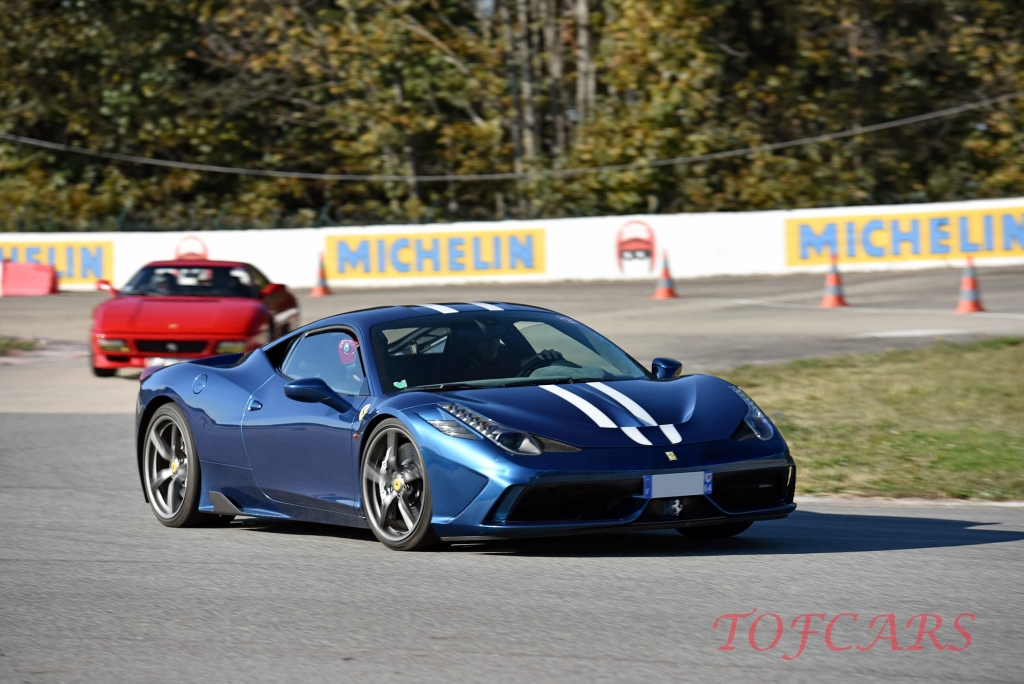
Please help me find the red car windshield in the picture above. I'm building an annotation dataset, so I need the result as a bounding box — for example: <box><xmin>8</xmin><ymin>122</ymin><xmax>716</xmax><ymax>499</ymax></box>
<box><xmin>121</xmin><ymin>266</ymin><xmax>259</xmax><ymax>298</ymax></box>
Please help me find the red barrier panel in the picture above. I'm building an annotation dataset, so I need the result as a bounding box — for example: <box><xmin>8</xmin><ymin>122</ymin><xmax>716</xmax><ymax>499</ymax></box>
<box><xmin>0</xmin><ymin>260</ymin><xmax>60</xmax><ymax>296</ymax></box>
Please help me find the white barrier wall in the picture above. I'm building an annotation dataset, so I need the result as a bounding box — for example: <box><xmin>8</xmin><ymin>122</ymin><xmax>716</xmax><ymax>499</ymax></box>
<box><xmin>2</xmin><ymin>195</ymin><xmax>1024</xmax><ymax>291</ymax></box>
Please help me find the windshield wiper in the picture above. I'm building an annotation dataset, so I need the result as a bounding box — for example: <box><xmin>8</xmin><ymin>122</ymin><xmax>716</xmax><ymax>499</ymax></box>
<box><xmin>499</xmin><ymin>377</ymin><xmax>604</xmax><ymax>388</ymax></box>
<box><xmin>403</xmin><ymin>382</ymin><xmax>487</xmax><ymax>392</ymax></box>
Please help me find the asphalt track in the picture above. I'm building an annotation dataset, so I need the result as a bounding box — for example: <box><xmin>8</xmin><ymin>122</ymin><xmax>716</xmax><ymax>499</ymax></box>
<box><xmin>2</xmin><ymin>267</ymin><xmax>1024</xmax><ymax>682</ymax></box>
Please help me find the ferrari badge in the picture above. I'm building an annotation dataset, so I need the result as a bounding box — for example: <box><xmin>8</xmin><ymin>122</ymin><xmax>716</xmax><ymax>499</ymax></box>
<box><xmin>665</xmin><ymin>451</ymin><xmax>677</xmax><ymax>461</ymax></box>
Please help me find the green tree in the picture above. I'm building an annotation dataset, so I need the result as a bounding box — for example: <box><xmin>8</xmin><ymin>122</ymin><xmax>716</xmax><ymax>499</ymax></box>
<box><xmin>2</xmin><ymin>0</ymin><xmax>1023</xmax><ymax>230</ymax></box>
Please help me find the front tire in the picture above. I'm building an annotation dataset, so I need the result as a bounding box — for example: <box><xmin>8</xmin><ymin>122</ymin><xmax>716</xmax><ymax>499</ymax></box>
<box><xmin>678</xmin><ymin>521</ymin><xmax>753</xmax><ymax>539</ymax></box>
<box><xmin>142</xmin><ymin>403</ymin><xmax>231</xmax><ymax>528</ymax></box>
<box><xmin>90</xmin><ymin>353</ymin><xmax>116</xmax><ymax>377</ymax></box>
<box><xmin>360</xmin><ymin>419</ymin><xmax>438</xmax><ymax>551</ymax></box>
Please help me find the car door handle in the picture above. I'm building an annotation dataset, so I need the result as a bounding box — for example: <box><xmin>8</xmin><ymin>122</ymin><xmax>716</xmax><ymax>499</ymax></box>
<box><xmin>249</xmin><ymin>399</ymin><xmax>263</xmax><ymax>411</ymax></box>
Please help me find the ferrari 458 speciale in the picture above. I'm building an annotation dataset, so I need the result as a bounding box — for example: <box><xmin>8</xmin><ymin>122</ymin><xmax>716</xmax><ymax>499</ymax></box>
<box><xmin>135</xmin><ymin>302</ymin><xmax>795</xmax><ymax>550</ymax></box>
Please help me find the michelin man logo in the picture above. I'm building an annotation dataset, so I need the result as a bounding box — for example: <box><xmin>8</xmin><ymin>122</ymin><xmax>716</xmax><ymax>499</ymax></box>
<box><xmin>616</xmin><ymin>221</ymin><xmax>656</xmax><ymax>275</ymax></box>
<box><xmin>174</xmin><ymin>236</ymin><xmax>209</xmax><ymax>261</ymax></box>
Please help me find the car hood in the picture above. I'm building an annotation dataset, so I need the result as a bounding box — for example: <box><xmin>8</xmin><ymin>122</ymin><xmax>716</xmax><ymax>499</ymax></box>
<box><xmin>413</xmin><ymin>375</ymin><xmax>748</xmax><ymax>449</ymax></box>
<box><xmin>93</xmin><ymin>296</ymin><xmax>266</xmax><ymax>335</ymax></box>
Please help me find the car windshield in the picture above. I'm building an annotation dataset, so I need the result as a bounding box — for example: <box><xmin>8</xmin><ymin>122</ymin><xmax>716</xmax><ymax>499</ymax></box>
<box><xmin>121</xmin><ymin>266</ymin><xmax>259</xmax><ymax>298</ymax></box>
<box><xmin>371</xmin><ymin>311</ymin><xmax>649</xmax><ymax>393</ymax></box>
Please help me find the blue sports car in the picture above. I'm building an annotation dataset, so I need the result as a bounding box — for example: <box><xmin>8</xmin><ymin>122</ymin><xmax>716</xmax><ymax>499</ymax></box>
<box><xmin>135</xmin><ymin>302</ymin><xmax>796</xmax><ymax>550</ymax></box>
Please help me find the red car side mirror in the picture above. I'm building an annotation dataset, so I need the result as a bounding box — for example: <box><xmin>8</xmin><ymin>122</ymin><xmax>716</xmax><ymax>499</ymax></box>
<box><xmin>96</xmin><ymin>279</ymin><xmax>118</xmax><ymax>296</ymax></box>
<box><xmin>261</xmin><ymin>283</ymin><xmax>285</xmax><ymax>297</ymax></box>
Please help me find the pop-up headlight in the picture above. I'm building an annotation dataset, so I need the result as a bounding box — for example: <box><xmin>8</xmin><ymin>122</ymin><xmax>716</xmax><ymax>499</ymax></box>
<box><xmin>429</xmin><ymin>403</ymin><xmax>543</xmax><ymax>455</ymax></box>
<box><xmin>728</xmin><ymin>385</ymin><xmax>775</xmax><ymax>441</ymax></box>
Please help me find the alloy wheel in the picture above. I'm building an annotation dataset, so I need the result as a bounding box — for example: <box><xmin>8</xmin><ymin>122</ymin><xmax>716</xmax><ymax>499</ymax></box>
<box><xmin>144</xmin><ymin>413</ymin><xmax>191</xmax><ymax>519</ymax></box>
<box><xmin>361</xmin><ymin>425</ymin><xmax>427</xmax><ymax>545</ymax></box>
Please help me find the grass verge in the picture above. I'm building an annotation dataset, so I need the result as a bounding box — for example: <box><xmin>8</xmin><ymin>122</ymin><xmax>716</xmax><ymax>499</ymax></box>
<box><xmin>723</xmin><ymin>338</ymin><xmax>1024</xmax><ymax>501</ymax></box>
<box><xmin>0</xmin><ymin>337</ymin><xmax>36</xmax><ymax>356</ymax></box>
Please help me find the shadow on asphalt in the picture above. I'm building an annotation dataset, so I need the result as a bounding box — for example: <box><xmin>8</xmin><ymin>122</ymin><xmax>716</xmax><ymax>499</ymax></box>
<box><xmin>231</xmin><ymin>510</ymin><xmax>1024</xmax><ymax>557</ymax></box>
<box><xmin>464</xmin><ymin>511</ymin><xmax>1024</xmax><ymax>557</ymax></box>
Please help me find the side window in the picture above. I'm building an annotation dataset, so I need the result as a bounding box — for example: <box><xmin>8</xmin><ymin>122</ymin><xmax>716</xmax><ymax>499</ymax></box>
<box><xmin>281</xmin><ymin>330</ymin><xmax>368</xmax><ymax>396</ymax></box>
<box><xmin>248</xmin><ymin>267</ymin><xmax>270</xmax><ymax>291</ymax></box>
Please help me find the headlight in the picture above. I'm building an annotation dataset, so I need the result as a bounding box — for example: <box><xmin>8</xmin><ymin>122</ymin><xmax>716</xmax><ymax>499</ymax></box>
<box><xmin>97</xmin><ymin>338</ymin><xmax>129</xmax><ymax>352</ymax></box>
<box><xmin>215</xmin><ymin>341</ymin><xmax>247</xmax><ymax>354</ymax></box>
<box><xmin>431</xmin><ymin>403</ymin><xmax>543</xmax><ymax>455</ymax></box>
<box><xmin>728</xmin><ymin>385</ymin><xmax>774</xmax><ymax>441</ymax></box>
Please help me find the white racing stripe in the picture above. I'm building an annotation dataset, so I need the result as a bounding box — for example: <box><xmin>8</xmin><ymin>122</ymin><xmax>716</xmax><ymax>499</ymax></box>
<box><xmin>620</xmin><ymin>426</ymin><xmax>652</xmax><ymax>446</ymax></box>
<box><xmin>660</xmin><ymin>424</ymin><xmax>682</xmax><ymax>444</ymax></box>
<box><xmin>589</xmin><ymin>381</ymin><xmax>682</xmax><ymax>444</ymax></box>
<box><xmin>540</xmin><ymin>384</ymin><xmax>656</xmax><ymax>445</ymax></box>
<box><xmin>418</xmin><ymin>304</ymin><xmax>459</xmax><ymax>314</ymax></box>
<box><xmin>539</xmin><ymin>385</ymin><xmax>616</xmax><ymax>428</ymax></box>
<box><xmin>588</xmin><ymin>382</ymin><xmax>656</xmax><ymax>425</ymax></box>
<box><xmin>470</xmin><ymin>301</ymin><xmax>503</xmax><ymax>311</ymax></box>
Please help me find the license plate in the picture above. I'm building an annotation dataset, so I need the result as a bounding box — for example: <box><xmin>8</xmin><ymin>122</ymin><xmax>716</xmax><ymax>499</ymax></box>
<box><xmin>644</xmin><ymin>471</ymin><xmax>713</xmax><ymax>498</ymax></box>
<box><xmin>144</xmin><ymin>357</ymin><xmax>185</xmax><ymax>368</ymax></box>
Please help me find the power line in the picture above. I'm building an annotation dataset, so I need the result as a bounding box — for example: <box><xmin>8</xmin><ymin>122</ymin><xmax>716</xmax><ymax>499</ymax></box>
<box><xmin>1</xmin><ymin>89</ymin><xmax>1021</xmax><ymax>183</ymax></box>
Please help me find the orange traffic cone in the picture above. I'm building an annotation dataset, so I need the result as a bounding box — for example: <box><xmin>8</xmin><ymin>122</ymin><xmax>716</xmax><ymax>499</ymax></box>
<box><xmin>820</xmin><ymin>251</ymin><xmax>848</xmax><ymax>308</ymax></box>
<box><xmin>955</xmin><ymin>257</ymin><xmax>985</xmax><ymax>313</ymax></box>
<box><xmin>310</xmin><ymin>252</ymin><xmax>331</xmax><ymax>297</ymax></box>
<box><xmin>652</xmin><ymin>252</ymin><xmax>679</xmax><ymax>300</ymax></box>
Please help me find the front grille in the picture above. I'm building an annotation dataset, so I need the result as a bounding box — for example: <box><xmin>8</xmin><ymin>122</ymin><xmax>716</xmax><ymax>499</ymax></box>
<box><xmin>506</xmin><ymin>480</ymin><xmax>643</xmax><ymax>522</ymax></box>
<box><xmin>136</xmin><ymin>340</ymin><xmax>206</xmax><ymax>354</ymax></box>
<box><xmin>709</xmin><ymin>467</ymin><xmax>792</xmax><ymax>513</ymax></box>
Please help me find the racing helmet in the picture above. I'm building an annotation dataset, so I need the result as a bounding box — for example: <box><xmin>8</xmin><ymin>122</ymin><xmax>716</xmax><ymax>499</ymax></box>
<box><xmin>338</xmin><ymin>338</ymin><xmax>359</xmax><ymax>365</ymax></box>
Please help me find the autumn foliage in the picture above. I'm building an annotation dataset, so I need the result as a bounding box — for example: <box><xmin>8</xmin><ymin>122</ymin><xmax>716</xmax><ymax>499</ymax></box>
<box><xmin>2</xmin><ymin>0</ymin><xmax>1023</xmax><ymax>230</ymax></box>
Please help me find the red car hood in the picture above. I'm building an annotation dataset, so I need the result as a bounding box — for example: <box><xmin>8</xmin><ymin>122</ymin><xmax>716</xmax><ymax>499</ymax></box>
<box><xmin>93</xmin><ymin>296</ymin><xmax>267</xmax><ymax>336</ymax></box>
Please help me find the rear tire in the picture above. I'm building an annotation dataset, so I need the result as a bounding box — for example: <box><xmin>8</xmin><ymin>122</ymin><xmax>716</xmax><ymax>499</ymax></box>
<box><xmin>678</xmin><ymin>521</ymin><xmax>753</xmax><ymax>539</ymax></box>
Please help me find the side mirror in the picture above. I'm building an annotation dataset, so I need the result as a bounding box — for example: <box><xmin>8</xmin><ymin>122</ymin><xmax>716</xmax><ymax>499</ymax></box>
<box><xmin>284</xmin><ymin>377</ymin><xmax>351</xmax><ymax>413</ymax></box>
<box><xmin>652</xmin><ymin>357</ymin><xmax>683</xmax><ymax>379</ymax></box>
<box><xmin>261</xmin><ymin>283</ymin><xmax>285</xmax><ymax>297</ymax></box>
<box><xmin>96</xmin><ymin>279</ymin><xmax>117</xmax><ymax>296</ymax></box>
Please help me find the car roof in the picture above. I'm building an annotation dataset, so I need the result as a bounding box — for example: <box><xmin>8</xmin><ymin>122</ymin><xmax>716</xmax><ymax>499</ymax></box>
<box><xmin>303</xmin><ymin>302</ymin><xmax>557</xmax><ymax>330</ymax></box>
<box><xmin>145</xmin><ymin>260</ymin><xmax>252</xmax><ymax>269</ymax></box>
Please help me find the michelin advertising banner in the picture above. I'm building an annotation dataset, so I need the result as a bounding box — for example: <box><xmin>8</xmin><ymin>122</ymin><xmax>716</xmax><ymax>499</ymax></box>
<box><xmin>324</xmin><ymin>228</ymin><xmax>546</xmax><ymax>281</ymax></box>
<box><xmin>0</xmin><ymin>240</ymin><xmax>114</xmax><ymax>287</ymax></box>
<box><xmin>787</xmin><ymin>203</ymin><xmax>1024</xmax><ymax>266</ymax></box>
<box><xmin>2</xmin><ymin>196</ymin><xmax>1023</xmax><ymax>291</ymax></box>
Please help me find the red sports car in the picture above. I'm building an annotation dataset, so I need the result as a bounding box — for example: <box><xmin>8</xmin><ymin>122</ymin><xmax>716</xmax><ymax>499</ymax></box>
<box><xmin>90</xmin><ymin>260</ymin><xmax>299</xmax><ymax>377</ymax></box>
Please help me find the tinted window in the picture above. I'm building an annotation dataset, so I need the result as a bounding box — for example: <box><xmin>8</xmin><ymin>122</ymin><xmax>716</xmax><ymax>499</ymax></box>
<box><xmin>249</xmin><ymin>267</ymin><xmax>270</xmax><ymax>291</ymax></box>
<box><xmin>371</xmin><ymin>311</ymin><xmax>648</xmax><ymax>392</ymax></box>
<box><xmin>281</xmin><ymin>330</ymin><xmax>368</xmax><ymax>396</ymax></box>
<box><xmin>122</xmin><ymin>266</ymin><xmax>259</xmax><ymax>298</ymax></box>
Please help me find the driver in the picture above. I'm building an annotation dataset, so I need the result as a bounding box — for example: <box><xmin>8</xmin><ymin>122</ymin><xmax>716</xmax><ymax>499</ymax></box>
<box><xmin>335</xmin><ymin>337</ymin><xmax>366</xmax><ymax>394</ymax></box>
<box><xmin>462</xmin><ymin>322</ymin><xmax>563</xmax><ymax>380</ymax></box>
<box><xmin>149</xmin><ymin>272</ymin><xmax>177</xmax><ymax>296</ymax></box>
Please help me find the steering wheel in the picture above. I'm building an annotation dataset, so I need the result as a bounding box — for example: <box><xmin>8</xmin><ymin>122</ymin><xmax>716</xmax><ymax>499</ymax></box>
<box><xmin>516</xmin><ymin>354</ymin><xmax>578</xmax><ymax>377</ymax></box>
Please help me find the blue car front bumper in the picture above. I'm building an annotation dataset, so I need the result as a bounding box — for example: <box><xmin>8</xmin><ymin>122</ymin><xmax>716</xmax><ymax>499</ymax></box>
<box><xmin>420</xmin><ymin>432</ymin><xmax>797</xmax><ymax>540</ymax></box>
